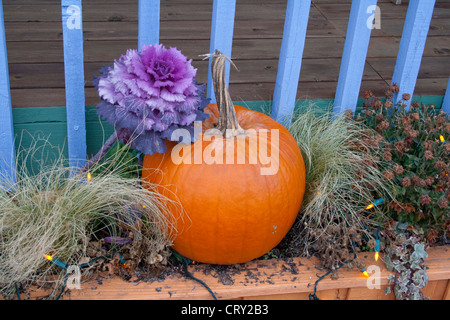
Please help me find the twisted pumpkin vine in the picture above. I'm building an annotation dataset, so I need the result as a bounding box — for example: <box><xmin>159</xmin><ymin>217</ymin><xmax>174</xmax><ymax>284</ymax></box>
<box><xmin>202</xmin><ymin>50</ymin><xmax>246</xmax><ymax>138</ymax></box>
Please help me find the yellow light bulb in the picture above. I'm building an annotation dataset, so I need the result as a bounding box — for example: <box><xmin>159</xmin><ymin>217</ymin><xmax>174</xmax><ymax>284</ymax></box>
<box><xmin>375</xmin><ymin>251</ymin><xmax>379</xmax><ymax>261</ymax></box>
<box><xmin>366</xmin><ymin>204</ymin><xmax>374</xmax><ymax>210</ymax></box>
<box><xmin>44</xmin><ymin>253</ymin><xmax>66</xmax><ymax>268</ymax></box>
<box><xmin>87</xmin><ymin>172</ymin><xmax>91</xmax><ymax>182</ymax></box>
<box><xmin>440</xmin><ymin>135</ymin><xmax>445</xmax><ymax>143</ymax></box>
<box><xmin>362</xmin><ymin>270</ymin><xmax>369</xmax><ymax>278</ymax></box>
<box><xmin>142</xmin><ymin>204</ymin><xmax>146</xmax><ymax>209</ymax></box>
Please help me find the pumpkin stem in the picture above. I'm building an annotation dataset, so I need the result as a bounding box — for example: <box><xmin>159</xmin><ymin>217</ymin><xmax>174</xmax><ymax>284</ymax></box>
<box><xmin>206</xmin><ymin>50</ymin><xmax>246</xmax><ymax>138</ymax></box>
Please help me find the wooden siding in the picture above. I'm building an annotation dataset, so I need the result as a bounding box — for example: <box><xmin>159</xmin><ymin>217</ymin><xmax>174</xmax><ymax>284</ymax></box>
<box><xmin>2</xmin><ymin>0</ymin><xmax>450</xmax><ymax>109</ymax></box>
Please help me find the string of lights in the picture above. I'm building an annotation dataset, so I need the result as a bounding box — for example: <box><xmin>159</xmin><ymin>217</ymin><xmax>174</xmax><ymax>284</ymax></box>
<box><xmin>12</xmin><ymin>248</ymin><xmax>127</xmax><ymax>300</ymax></box>
<box><xmin>12</xmin><ymin>169</ymin><xmax>396</xmax><ymax>300</ymax></box>
<box><xmin>309</xmin><ymin>196</ymin><xmax>387</xmax><ymax>299</ymax></box>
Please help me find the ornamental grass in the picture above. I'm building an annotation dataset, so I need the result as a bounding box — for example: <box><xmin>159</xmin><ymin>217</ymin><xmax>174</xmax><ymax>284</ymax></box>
<box><xmin>0</xmin><ymin>137</ymin><xmax>184</xmax><ymax>299</ymax></box>
<box><xmin>284</xmin><ymin>106</ymin><xmax>394</xmax><ymax>271</ymax></box>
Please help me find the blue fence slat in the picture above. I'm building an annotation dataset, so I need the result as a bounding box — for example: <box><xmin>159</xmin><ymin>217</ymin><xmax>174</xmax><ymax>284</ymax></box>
<box><xmin>442</xmin><ymin>76</ymin><xmax>450</xmax><ymax>113</ymax></box>
<box><xmin>206</xmin><ymin>0</ymin><xmax>236</xmax><ymax>103</ymax></box>
<box><xmin>271</xmin><ymin>0</ymin><xmax>311</xmax><ymax>124</ymax></box>
<box><xmin>333</xmin><ymin>0</ymin><xmax>378</xmax><ymax>117</ymax></box>
<box><xmin>138</xmin><ymin>0</ymin><xmax>160</xmax><ymax>49</ymax></box>
<box><xmin>61</xmin><ymin>0</ymin><xmax>87</xmax><ymax>174</ymax></box>
<box><xmin>0</xmin><ymin>0</ymin><xmax>16</xmax><ymax>186</ymax></box>
<box><xmin>391</xmin><ymin>0</ymin><xmax>435</xmax><ymax>109</ymax></box>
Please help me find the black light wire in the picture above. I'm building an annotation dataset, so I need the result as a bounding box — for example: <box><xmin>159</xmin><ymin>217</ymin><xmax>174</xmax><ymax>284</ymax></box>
<box><xmin>171</xmin><ymin>250</ymin><xmax>218</xmax><ymax>300</ymax></box>
<box><xmin>309</xmin><ymin>235</ymin><xmax>358</xmax><ymax>300</ymax></box>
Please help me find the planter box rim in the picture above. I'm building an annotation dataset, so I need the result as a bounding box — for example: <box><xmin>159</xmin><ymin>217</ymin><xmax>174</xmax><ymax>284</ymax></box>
<box><xmin>33</xmin><ymin>244</ymin><xmax>447</xmax><ymax>300</ymax></box>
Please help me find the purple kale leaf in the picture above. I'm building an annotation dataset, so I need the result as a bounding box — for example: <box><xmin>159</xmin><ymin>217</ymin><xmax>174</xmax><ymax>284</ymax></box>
<box><xmin>94</xmin><ymin>44</ymin><xmax>209</xmax><ymax>155</ymax></box>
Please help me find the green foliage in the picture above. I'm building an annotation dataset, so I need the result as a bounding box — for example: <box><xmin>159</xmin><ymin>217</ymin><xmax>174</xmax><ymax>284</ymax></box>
<box><xmin>262</xmin><ymin>250</ymin><xmax>279</xmax><ymax>260</ymax></box>
<box><xmin>353</xmin><ymin>89</ymin><xmax>450</xmax><ymax>240</ymax></box>
<box><xmin>383</xmin><ymin>224</ymin><xmax>429</xmax><ymax>300</ymax></box>
<box><xmin>91</xmin><ymin>141</ymin><xmax>143</xmax><ymax>179</ymax></box>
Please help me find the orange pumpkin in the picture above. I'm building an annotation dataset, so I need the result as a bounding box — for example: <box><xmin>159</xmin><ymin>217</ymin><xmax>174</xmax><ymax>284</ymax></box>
<box><xmin>142</xmin><ymin>51</ymin><xmax>305</xmax><ymax>264</ymax></box>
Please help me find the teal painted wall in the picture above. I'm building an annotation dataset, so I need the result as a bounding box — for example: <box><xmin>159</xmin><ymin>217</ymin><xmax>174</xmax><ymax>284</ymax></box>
<box><xmin>12</xmin><ymin>95</ymin><xmax>445</xmax><ymax>162</ymax></box>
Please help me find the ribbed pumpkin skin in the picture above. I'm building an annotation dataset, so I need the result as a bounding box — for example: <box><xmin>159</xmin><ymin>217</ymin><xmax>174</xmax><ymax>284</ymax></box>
<box><xmin>142</xmin><ymin>104</ymin><xmax>306</xmax><ymax>264</ymax></box>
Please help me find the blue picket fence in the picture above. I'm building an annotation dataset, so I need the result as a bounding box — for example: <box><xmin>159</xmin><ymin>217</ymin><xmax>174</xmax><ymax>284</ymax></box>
<box><xmin>0</xmin><ymin>0</ymin><xmax>450</xmax><ymax>183</ymax></box>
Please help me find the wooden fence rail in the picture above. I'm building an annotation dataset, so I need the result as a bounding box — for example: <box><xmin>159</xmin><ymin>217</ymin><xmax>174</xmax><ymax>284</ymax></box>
<box><xmin>0</xmin><ymin>0</ymin><xmax>449</xmax><ymax>182</ymax></box>
<box><xmin>61</xmin><ymin>0</ymin><xmax>87</xmax><ymax>173</ymax></box>
<box><xmin>0</xmin><ymin>0</ymin><xmax>15</xmax><ymax>185</ymax></box>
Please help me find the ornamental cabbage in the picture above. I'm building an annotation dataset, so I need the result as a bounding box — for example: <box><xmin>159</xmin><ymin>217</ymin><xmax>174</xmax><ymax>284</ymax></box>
<box><xmin>93</xmin><ymin>44</ymin><xmax>209</xmax><ymax>155</ymax></box>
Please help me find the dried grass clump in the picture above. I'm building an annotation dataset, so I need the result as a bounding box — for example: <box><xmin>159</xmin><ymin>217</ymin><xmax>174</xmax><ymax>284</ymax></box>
<box><xmin>286</xmin><ymin>106</ymin><xmax>394</xmax><ymax>271</ymax></box>
<box><xmin>0</xmin><ymin>138</ymin><xmax>184</xmax><ymax>298</ymax></box>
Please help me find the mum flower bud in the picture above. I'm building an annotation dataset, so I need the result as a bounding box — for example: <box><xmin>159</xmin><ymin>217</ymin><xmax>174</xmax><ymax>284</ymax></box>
<box><xmin>401</xmin><ymin>177</ymin><xmax>411</xmax><ymax>187</ymax></box>
<box><xmin>438</xmin><ymin>197</ymin><xmax>448</xmax><ymax>209</ymax></box>
<box><xmin>419</xmin><ymin>194</ymin><xmax>432</xmax><ymax>206</ymax></box>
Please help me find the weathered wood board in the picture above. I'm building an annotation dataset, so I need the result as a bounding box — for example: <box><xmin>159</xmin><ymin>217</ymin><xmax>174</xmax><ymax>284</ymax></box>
<box><xmin>2</xmin><ymin>0</ymin><xmax>449</xmax><ymax>107</ymax></box>
<box><xmin>22</xmin><ymin>245</ymin><xmax>450</xmax><ymax>300</ymax></box>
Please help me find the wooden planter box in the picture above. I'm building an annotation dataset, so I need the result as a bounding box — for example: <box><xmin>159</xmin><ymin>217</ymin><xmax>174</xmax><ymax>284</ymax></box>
<box><xmin>26</xmin><ymin>245</ymin><xmax>449</xmax><ymax>300</ymax></box>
